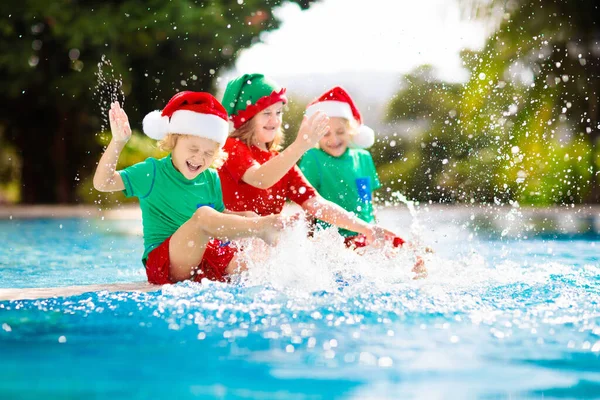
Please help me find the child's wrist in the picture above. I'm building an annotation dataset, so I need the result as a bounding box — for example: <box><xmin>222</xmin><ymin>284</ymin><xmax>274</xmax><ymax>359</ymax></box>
<box><xmin>111</xmin><ymin>138</ymin><xmax>128</xmax><ymax>147</ymax></box>
<box><xmin>292</xmin><ymin>136</ymin><xmax>312</xmax><ymax>152</ymax></box>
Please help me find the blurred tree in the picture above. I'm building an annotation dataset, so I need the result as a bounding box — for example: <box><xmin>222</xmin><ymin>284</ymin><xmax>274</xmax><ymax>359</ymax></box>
<box><xmin>382</xmin><ymin>65</ymin><xmax>465</xmax><ymax>203</ymax></box>
<box><xmin>281</xmin><ymin>93</ymin><xmax>310</xmax><ymax>148</ymax></box>
<box><xmin>0</xmin><ymin>0</ymin><xmax>316</xmax><ymax>204</ymax></box>
<box><xmin>457</xmin><ymin>0</ymin><xmax>600</xmax><ymax>204</ymax></box>
<box><xmin>0</xmin><ymin>126</ymin><xmax>21</xmax><ymax>204</ymax></box>
<box><xmin>384</xmin><ymin>1</ymin><xmax>599</xmax><ymax>205</ymax></box>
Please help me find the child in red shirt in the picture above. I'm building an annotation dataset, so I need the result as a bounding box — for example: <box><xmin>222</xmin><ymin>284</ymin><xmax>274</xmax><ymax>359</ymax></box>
<box><xmin>218</xmin><ymin>74</ymin><xmax>397</xmax><ymax>247</ymax></box>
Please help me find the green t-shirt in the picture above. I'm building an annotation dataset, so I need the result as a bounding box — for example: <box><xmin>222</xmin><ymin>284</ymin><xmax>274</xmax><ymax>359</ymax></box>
<box><xmin>119</xmin><ymin>155</ymin><xmax>225</xmax><ymax>264</ymax></box>
<box><xmin>298</xmin><ymin>148</ymin><xmax>381</xmax><ymax>237</ymax></box>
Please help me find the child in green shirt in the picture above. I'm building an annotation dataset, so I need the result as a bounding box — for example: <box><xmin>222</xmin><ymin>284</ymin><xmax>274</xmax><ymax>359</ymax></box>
<box><xmin>93</xmin><ymin>92</ymin><xmax>294</xmax><ymax>285</ymax></box>
<box><xmin>299</xmin><ymin>87</ymin><xmax>427</xmax><ymax>277</ymax></box>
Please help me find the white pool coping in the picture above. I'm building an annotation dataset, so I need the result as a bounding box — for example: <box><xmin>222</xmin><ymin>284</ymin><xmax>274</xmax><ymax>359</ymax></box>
<box><xmin>0</xmin><ymin>282</ymin><xmax>161</xmax><ymax>301</ymax></box>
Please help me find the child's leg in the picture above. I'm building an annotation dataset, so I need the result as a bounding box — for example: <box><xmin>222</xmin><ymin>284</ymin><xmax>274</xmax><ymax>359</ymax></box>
<box><xmin>168</xmin><ymin>207</ymin><xmax>287</xmax><ymax>282</ymax></box>
<box><xmin>225</xmin><ymin>253</ymin><xmax>247</xmax><ymax>275</ymax></box>
<box><xmin>224</xmin><ymin>238</ymin><xmax>271</xmax><ymax>275</ymax></box>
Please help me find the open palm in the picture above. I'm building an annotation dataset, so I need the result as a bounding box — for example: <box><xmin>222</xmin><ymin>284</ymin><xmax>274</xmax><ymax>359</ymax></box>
<box><xmin>108</xmin><ymin>102</ymin><xmax>132</xmax><ymax>144</ymax></box>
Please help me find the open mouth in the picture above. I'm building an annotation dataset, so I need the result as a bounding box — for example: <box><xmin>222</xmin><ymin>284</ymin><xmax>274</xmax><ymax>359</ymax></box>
<box><xmin>186</xmin><ymin>160</ymin><xmax>202</xmax><ymax>172</ymax></box>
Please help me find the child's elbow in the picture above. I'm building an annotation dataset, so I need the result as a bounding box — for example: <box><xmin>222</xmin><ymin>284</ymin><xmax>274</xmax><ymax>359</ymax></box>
<box><xmin>92</xmin><ymin>178</ymin><xmax>108</xmax><ymax>192</ymax></box>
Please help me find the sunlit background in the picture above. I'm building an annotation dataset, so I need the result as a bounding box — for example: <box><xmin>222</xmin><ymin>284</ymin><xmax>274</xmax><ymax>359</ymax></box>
<box><xmin>231</xmin><ymin>0</ymin><xmax>487</xmax><ymax>79</ymax></box>
<box><xmin>1</xmin><ymin>0</ymin><xmax>598</xmax><ymax>207</ymax></box>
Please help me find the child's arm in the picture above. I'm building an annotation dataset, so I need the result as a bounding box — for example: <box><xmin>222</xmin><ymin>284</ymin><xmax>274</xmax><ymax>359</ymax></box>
<box><xmin>223</xmin><ymin>209</ymin><xmax>259</xmax><ymax>218</ymax></box>
<box><xmin>301</xmin><ymin>195</ymin><xmax>395</xmax><ymax>245</ymax></box>
<box><xmin>93</xmin><ymin>102</ymin><xmax>132</xmax><ymax>192</ymax></box>
<box><xmin>241</xmin><ymin>112</ymin><xmax>329</xmax><ymax>189</ymax></box>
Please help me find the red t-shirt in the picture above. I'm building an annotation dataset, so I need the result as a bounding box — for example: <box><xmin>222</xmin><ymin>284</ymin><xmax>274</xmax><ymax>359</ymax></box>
<box><xmin>218</xmin><ymin>138</ymin><xmax>317</xmax><ymax>216</ymax></box>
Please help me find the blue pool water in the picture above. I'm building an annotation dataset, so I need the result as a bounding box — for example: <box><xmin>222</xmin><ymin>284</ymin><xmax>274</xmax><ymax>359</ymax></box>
<box><xmin>1</xmin><ymin>209</ymin><xmax>599</xmax><ymax>399</ymax></box>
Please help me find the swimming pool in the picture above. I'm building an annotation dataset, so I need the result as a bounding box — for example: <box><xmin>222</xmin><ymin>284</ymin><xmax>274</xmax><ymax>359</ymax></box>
<box><xmin>1</xmin><ymin>208</ymin><xmax>599</xmax><ymax>399</ymax></box>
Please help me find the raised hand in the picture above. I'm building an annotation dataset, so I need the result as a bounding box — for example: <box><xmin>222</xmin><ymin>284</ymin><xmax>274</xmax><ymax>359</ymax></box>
<box><xmin>296</xmin><ymin>111</ymin><xmax>330</xmax><ymax>149</ymax></box>
<box><xmin>108</xmin><ymin>102</ymin><xmax>132</xmax><ymax>144</ymax></box>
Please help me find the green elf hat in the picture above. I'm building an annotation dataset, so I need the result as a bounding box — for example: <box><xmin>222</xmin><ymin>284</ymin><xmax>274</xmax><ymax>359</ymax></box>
<box><xmin>222</xmin><ymin>73</ymin><xmax>287</xmax><ymax>129</ymax></box>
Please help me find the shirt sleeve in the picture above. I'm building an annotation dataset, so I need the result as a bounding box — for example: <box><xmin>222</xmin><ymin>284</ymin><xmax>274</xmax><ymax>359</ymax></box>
<box><xmin>364</xmin><ymin>152</ymin><xmax>381</xmax><ymax>191</ymax></box>
<box><xmin>222</xmin><ymin>138</ymin><xmax>260</xmax><ymax>183</ymax></box>
<box><xmin>211</xmin><ymin>170</ymin><xmax>226</xmax><ymax>213</ymax></box>
<box><xmin>118</xmin><ymin>158</ymin><xmax>156</xmax><ymax>198</ymax></box>
<box><xmin>286</xmin><ymin>165</ymin><xmax>318</xmax><ymax>205</ymax></box>
<box><xmin>298</xmin><ymin>151</ymin><xmax>321</xmax><ymax>192</ymax></box>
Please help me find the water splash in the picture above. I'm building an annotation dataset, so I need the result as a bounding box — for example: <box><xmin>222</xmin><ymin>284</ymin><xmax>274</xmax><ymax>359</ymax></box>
<box><xmin>227</xmin><ymin>218</ymin><xmax>435</xmax><ymax>297</ymax></box>
<box><xmin>390</xmin><ymin>191</ymin><xmax>430</xmax><ymax>254</ymax></box>
<box><xmin>93</xmin><ymin>55</ymin><xmax>125</xmax><ymax>133</ymax></box>
<box><xmin>2</xmin><ymin>215</ymin><xmax>598</xmax><ymax>398</ymax></box>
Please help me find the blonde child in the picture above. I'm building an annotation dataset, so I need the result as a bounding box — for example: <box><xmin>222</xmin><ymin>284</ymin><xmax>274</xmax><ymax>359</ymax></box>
<box><xmin>299</xmin><ymin>86</ymin><xmax>427</xmax><ymax>277</ymax></box>
<box><xmin>93</xmin><ymin>92</ymin><xmax>292</xmax><ymax>285</ymax></box>
<box><xmin>217</xmin><ymin>74</ymin><xmax>396</xmax><ymax>246</ymax></box>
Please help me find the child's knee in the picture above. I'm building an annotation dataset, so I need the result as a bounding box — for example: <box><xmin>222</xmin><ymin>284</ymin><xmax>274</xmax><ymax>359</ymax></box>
<box><xmin>194</xmin><ymin>205</ymin><xmax>216</xmax><ymax>221</ymax></box>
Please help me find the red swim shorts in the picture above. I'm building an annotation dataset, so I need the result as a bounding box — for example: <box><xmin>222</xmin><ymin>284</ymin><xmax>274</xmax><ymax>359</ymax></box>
<box><xmin>344</xmin><ymin>235</ymin><xmax>405</xmax><ymax>249</ymax></box>
<box><xmin>145</xmin><ymin>237</ymin><xmax>238</xmax><ymax>285</ymax></box>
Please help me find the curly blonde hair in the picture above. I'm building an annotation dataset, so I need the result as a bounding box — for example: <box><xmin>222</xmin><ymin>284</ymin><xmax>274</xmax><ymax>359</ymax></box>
<box><xmin>157</xmin><ymin>134</ymin><xmax>228</xmax><ymax>169</ymax></box>
<box><xmin>229</xmin><ymin>118</ymin><xmax>285</xmax><ymax>152</ymax></box>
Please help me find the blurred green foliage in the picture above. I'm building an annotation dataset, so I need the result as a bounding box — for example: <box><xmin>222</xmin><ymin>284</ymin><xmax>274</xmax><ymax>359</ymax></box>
<box><xmin>0</xmin><ymin>126</ymin><xmax>21</xmax><ymax>204</ymax></box>
<box><xmin>0</xmin><ymin>0</ymin><xmax>316</xmax><ymax>204</ymax></box>
<box><xmin>382</xmin><ymin>0</ymin><xmax>600</xmax><ymax>205</ymax></box>
<box><xmin>2</xmin><ymin>0</ymin><xmax>598</xmax><ymax>207</ymax></box>
<box><xmin>281</xmin><ymin>94</ymin><xmax>311</xmax><ymax>148</ymax></box>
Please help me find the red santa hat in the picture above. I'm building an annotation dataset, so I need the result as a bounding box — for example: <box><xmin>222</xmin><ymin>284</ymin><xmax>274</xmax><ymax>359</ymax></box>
<box><xmin>305</xmin><ymin>86</ymin><xmax>375</xmax><ymax>149</ymax></box>
<box><xmin>142</xmin><ymin>91</ymin><xmax>229</xmax><ymax>147</ymax></box>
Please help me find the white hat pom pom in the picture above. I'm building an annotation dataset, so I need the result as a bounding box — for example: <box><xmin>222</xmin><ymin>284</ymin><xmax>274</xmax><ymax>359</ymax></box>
<box><xmin>351</xmin><ymin>124</ymin><xmax>375</xmax><ymax>149</ymax></box>
<box><xmin>143</xmin><ymin>111</ymin><xmax>170</xmax><ymax>140</ymax></box>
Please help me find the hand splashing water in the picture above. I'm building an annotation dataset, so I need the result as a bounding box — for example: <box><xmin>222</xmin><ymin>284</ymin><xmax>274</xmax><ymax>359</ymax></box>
<box><xmin>229</xmin><ymin>211</ymin><xmax>428</xmax><ymax>295</ymax></box>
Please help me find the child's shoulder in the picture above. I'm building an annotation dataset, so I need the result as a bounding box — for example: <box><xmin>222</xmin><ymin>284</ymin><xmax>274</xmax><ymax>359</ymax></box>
<box><xmin>225</xmin><ymin>136</ymin><xmax>246</xmax><ymax>149</ymax></box>
<box><xmin>205</xmin><ymin>167</ymin><xmax>220</xmax><ymax>178</ymax></box>
<box><xmin>125</xmin><ymin>156</ymin><xmax>159</xmax><ymax>170</ymax></box>
<box><xmin>305</xmin><ymin>147</ymin><xmax>323</xmax><ymax>157</ymax></box>
<box><xmin>301</xmin><ymin>148</ymin><xmax>326</xmax><ymax>164</ymax></box>
<box><xmin>349</xmin><ymin>148</ymin><xmax>373</xmax><ymax>159</ymax></box>
<box><xmin>307</xmin><ymin>147</ymin><xmax>334</xmax><ymax>160</ymax></box>
<box><xmin>200</xmin><ymin>167</ymin><xmax>222</xmax><ymax>185</ymax></box>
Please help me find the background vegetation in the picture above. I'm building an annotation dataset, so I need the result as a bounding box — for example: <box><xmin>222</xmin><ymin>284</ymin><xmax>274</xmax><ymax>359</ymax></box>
<box><xmin>1</xmin><ymin>0</ymin><xmax>598</xmax><ymax>206</ymax></box>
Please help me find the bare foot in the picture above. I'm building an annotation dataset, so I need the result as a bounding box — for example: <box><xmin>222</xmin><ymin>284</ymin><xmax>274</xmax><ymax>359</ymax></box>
<box><xmin>224</xmin><ymin>253</ymin><xmax>248</xmax><ymax>275</ymax></box>
<box><xmin>412</xmin><ymin>256</ymin><xmax>428</xmax><ymax>280</ymax></box>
